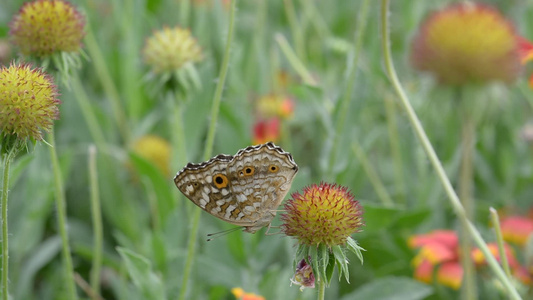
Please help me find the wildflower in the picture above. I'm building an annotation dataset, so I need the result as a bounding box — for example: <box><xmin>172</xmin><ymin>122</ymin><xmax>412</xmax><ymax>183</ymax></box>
<box><xmin>411</xmin><ymin>2</ymin><xmax>523</xmax><ymax>85</ymax></box>
<box><xmin>231</xmin><ymin>288</ymin><xmax>265</xmax><ymax>300</ymax></box>
<box><xmin>143</xmin><ymin>26</ymin><xmax>202</xmax><ymax>74</ymax></box>
<box><xmin>500</xmin><ymin>216</ymin><xmax>533</xmax><ymax>246</ymax></box>
<box><xmin>290</xmin><ymin>258</ymin><xmax>315</xmax><ymax>291</ymax></box>
<box><xmin>409</xmin><ymin>230</ymin><xmax>525</xmax><ymax>290</ymax></box>
<box><xmin>281</xmin><ymin>183</ymin><xmax>364</xmax><ymax>247</ymax></box>
<box><xmin>131</xmin><ymin>135</ymin><xmax>171</xmax><ymax>176</ymax></box>
<box><xmin>281</xmin><ymin>183</ymin><xmax>365</xmax><ymax>287</ymax></box>
<box><xmin>256</xmin><ymin>94</ymin><xmax>294</xmax><ymax>119</ymax></box>
<box><xmin>253</xmin><ymin>118</ymin><xmax>280</xmax><ymax>145</ymax></box>
<box><xmin>9</xmin><ymin>0</ymin><xmax>85</xmax><ymax>57</ymax></box>
<box><xmin>409</xmin><ymin>230</ymin><xmax>462</xmax><ymax>290</ymax></box>
<box><xmin>0</xmin><ymin>63</ymin><xmax>60</xmax><ymax>142</ymax></box>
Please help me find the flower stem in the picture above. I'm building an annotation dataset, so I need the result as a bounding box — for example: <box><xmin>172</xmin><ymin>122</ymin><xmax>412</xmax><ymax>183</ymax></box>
<box><xmin>327</xmin><ymin>0</ymin><xmax>370</xmax><ymax>178</ymax></box>
<box><xmin>458</xmin><ymin>88</ymin><xmax>477</xmax><ymax>300</ymax></box>
<box><xmin>178</xmin><ymin>1</ymin><xmax>237</xmax><ymax>299</ymax></box>
<box><xmin>88</xmin><ymin>145</ymin><xmax>103</xmax><ymax>298</ymax></box>
<box><xmin>317</xmin><ymin>279</ymin><xmax>326</xmax><ymax>300</ymax></box>
<box><xmin>380</xmin><ymin>1</ymin><xmax>521</xmax><ymax>299</ymax></box>
<box><xmin>490</xmin><ymin>207</ymin><xmax>512</xmax><ymax>278</ymax></box>
<box><xmin>48</xmin><ymin>129</ymin><xmax>78</xmax><ymax>299</ymax></box>
<box><xmin>1</xmin><ymin>147</ymin><xmax>16</xmax><ymax>300</ymax></box>
<box><xmin>169</xmin><ymin>93</ymin><xmax>188</xmax><ymax>170</ymax></box>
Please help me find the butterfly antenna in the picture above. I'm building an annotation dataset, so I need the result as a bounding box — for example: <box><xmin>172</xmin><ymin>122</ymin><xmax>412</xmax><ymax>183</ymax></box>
<box><xmin>206</xmin><ymin>227</ymin><xmax>243</xmax><ymax>241</ymax></box>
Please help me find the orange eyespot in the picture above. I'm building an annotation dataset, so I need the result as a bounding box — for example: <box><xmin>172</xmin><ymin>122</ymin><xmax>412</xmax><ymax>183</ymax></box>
<box><xmin>213</xmin><ymin>174</ymin><xmax>229</xmax><ymax>189</ymax></box>
<box><xmin>239</xmin><ymin>166</ymin><xmax>255</xmax><ymax>177</ymax></box>
<box><xmin>268</xmin><ymin>165</ymin><xmax>279</xmax><ymax>173</ymax></box>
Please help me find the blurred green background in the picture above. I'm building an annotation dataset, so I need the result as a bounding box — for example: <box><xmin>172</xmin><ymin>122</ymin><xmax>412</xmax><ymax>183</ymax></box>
<box><xmin>1</xmin><ymin>0</ymin><xmax>533</xmax><ymax>299</ymax></box>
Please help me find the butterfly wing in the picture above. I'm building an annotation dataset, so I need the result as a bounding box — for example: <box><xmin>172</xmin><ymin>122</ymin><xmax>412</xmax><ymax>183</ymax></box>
<box><xmin>226</xmin><ymin>142</ymin><xmax>298</xmax><ymax>232</ymax></box>
<box><xmin>174</xmin><ymin>142</ymin><xmax>298</xmax><ymax>233</ymax></box>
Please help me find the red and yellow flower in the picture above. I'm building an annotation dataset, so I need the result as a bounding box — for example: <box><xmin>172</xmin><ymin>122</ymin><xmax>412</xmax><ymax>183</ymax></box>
<box><xmin>411</xmin><ymin>2</ymin><xmax>524</xmax><ymax>85</ymax></box>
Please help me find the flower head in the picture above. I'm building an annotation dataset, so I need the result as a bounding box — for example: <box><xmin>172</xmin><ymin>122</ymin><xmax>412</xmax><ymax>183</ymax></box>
<box><xmin>256</xmin><ymin>94</ymin><xmax>294</xmax><ymax>119</ymax></box>
<box><xmin>411</xmin><ymin>2</ymin><xmax>522</xmax><ymax>85</ymax></box>
<box><xmin>143</xmin><ymin>27</ymin><xmax>202</xmax><ymax>74</ymax></box>
<box><xmin>9</xmin><ymin>0</ymin><xmax>85</xmax><ymax>57</ymax></box>
<box><xmin>409</xmin><ymin>230</ymin><xmax>462</xmax><ymax>289</ymax></box>
<box><xmin>253</xmin><ymin>118</ymin><xmax>280</xmax><ymax>145</ymax></box>
<box><xmin>290</xmin><ymin>258</ymin><xmax>315</xmax><ymax>291</ymax></box>
<box><xmin>0</xmin><ymin>63</ymin><xmax>60</xmax><ymax>141</ymax></box>
<box><xmin>500</xmin><ymin>216</ymin><xmax>533</xmax><ymax>246</ymax></box>
<box><xmin>281</xmin><ymin>182</ymin><xmax>364</xmax><ymax>247</ymax></box>
<box><xmin>131</xmin><ymin>135</ymin><xmax>171</xmax><ymax>176</ymax></box>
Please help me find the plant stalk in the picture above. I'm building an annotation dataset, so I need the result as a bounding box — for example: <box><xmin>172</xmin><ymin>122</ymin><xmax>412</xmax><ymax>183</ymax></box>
<box><xmin>1</xmin><ymin>148</ymin><xmax>16</xmax><ymax>300</ymax></box>
<box><xmin>48</xmin><ymin>130</ymin><xmax>78</xmax><ymax>299</ymax></box>
<box><xmin>178</xmin><ymin>1</ymin><xmax>237</xmax><ymax>299</ymax></box>
<box><xmin>88</xmin><ymin>145</ymin><xmax>103</xmax><ymax>298</ymax></box>
<box><xmin>458</xmin><ymin>93</ymin><xmax>477</xmax><ymax>300</ymax></box>
<box><xmin>380</xmin><ymin>1</ymin><xmax>521</xmax><ymax>298</ymax></box>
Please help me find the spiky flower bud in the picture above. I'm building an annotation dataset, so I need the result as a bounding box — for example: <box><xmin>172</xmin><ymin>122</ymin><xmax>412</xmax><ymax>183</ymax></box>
<box><xmin>143</xmin><ymin>27</ymin><xmax>203</xmax><ymax>74</ymax></box>
<box><xmin>281</xmin><ymin>182</ymin><xmax>364</xmax><ymax>247</ymax></box>
<box><xmin>411</xmin><ymin>2</ymin><xmax>522</xmax><ymax>85</ymax></box>
<box><xmin>0</xmin><ymin>63</ymin><xmax>60</xmax><ymax>141</ymax></box>
<box><xmin>9</xmin><ymin>0</ymin><xmax>85</xmax><ymax>57</ymax></box>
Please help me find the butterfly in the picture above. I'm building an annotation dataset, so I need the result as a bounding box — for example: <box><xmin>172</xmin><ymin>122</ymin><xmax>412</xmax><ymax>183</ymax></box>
<box><xmin>174</xmin><ymin>142</ymin><xmax>298</xmax><ymax>233</ymax></box>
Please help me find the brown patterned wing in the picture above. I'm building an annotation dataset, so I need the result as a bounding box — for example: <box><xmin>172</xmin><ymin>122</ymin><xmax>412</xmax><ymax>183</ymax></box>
<box><xmin>174</xmin><ymin>142</ymin><xmax>298</xmax><ymax>234</ymax></box>
<box><xmin>174</xmin><ymin>154</ymin><xmax>240</xmax><ymax>224</ymax></box>
<box><xmin>225</xmin><ymin>142</ymin><xmax>298</xmax><ymax>233</ymax></box>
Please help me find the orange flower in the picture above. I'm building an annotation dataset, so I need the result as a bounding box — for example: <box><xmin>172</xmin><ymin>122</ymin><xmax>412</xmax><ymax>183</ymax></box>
<box><xmin>253</xmin><ymin>118</ymin><xmax>280</xmax><ymax>145</ymax></box>
<box><xmin>231</xmin><ymin>288</ymin><xmax>265</xmax><ymax>300</ymax></box>
<box><xmin>256</xmin><ymin>94</ymin><xmax>294</xmax><ymax>119</ymax></box>
<box><xmin>471</xmin><ymin>242</ymin><xmax>518</xmax><ymax>268</ymax></box>
<box><xmin>410</xmin><ymin>230</ymin><xmax>462</xmax><ymax>289</ymax></box>
<box><xmin>436</xmin><ymin>262</ymin><xmax>463</xmax><ymax>290</ymax></box>
<box><xmin>500</xmin><ymin>216</ymin><xmax>533</xmax><ymax>246</ymax></box>
<box><xmin>411</xmin><ymin>2</ymin><xmax>523</xmax><ymax>85</ymax></box>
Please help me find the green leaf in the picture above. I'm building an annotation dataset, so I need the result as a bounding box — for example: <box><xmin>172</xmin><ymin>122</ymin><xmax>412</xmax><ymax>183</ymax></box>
<box><xmin>117</xmin><ymin>247</ymin><xmax>166</xmax><ymax>300</ymax></box>
<box><xmin>332</xmin><ymin>245</ymin><xmax>349</xmax><ymax>283</ymax></box>
<box><xmin>340</xmin><ymin>277</ymin><xmax>433</xmax><ymax>300</ymax></box>
<box><xmin>309</xmin><ymin>246</ymin><xmax>319</xmax><ymax>283</ymax></box>
<box><xmin>347</xmin><ymin>237</ymin><xmax>365</xmax><ymax>264</ymax></box>
<box><xmin>325</xmin><ymin>250</ymin><xmax>336</xmax><ymax>285</ymax></box>
<box><xmin>317</xmin><ymin>244</ymin><xmax>329</xmax><ymax>285</ymax></box>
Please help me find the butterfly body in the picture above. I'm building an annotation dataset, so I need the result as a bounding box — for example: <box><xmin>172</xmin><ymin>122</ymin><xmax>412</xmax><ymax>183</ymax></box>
<box><xmin>174</xmin><ymin>142</ymin><xmax>298</xmax><ymax>233</ymax></box>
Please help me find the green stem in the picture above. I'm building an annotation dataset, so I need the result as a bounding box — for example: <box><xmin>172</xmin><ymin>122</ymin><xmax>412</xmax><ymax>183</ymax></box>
<box><xmin>379</xmin><ymin>1</ymin><xmax>521</xmax><ymax>299</ymax></box>
<box><xmin>88</xmin><ymin>145</ymin><xmax>103</xmax><ymax>298</ymax></box>
<box><xmin>169</xmin><ymin>93</ymin><xmax>188</xmax><ymax>170</ymax></box>
<box><xmin>48</xmin><ymin>130</ymin><xmax>78</xmax><ymax>300</ymax></box>
<box><xmin>71</xmin><ymin>74</ymin><xmax>107</xmax><ymax>147</ymax></box>
<box><xmin>317</xmin><ymin>278</ymin><xmax>326</xmax><ymax>300</ymax></box>
<box><xmin>458</xmin><ymin>92</ymin><xmax>477</xmax><ymax>300</ymax></box>
<box><xmin>178</xmin><ymin>1</ymin><xmax>237</xmax><ymax>299</ymax></box>
<box><xmin>490</xmin><ymin>208</ymin><xmax>512</xmax><ymax>278</ymax></box>
<box><xmin>327</xmin><ymin>0</ymin><xmax>370</xmax><ymax>178</ymax></box>
<box><xmin>179</xmin><ymin>0</ymin><xmax>191</xmax><ymax>27</ymax></box>
<box><xmin>1</xmin><ymin>148</ymin><xmax>16</xmax><ymax>300</ymax></box>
